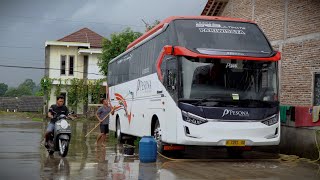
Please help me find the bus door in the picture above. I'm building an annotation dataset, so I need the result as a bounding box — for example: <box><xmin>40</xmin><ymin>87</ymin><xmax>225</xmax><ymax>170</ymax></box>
<box><xmin>161</xmin><ymin>56</ymin><xmax>179</xmax><ymax>142</ymax></box>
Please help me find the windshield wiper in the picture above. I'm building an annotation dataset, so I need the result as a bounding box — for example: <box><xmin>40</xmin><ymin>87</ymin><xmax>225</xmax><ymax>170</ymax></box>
<box><xmin>193</xmin><ymin>95</ymin><xmax>225</xmax><ymax>106</ymax></box>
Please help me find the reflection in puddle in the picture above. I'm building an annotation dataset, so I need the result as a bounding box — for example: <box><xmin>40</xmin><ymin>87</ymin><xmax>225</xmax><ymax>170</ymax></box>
<box><xmin>40</xmin><ymin>121</ymin><xmax>149</xmax><ymax>180</ymax></box>
<box><xmin>34</xmin><ymin>121</ymin><xmax>320</xmax><ymax>180</ymax></box>
<box><xmin>2</xmin><ymin>117</ymin><xmax>319</xmax><ymax>179</ymax></box>
<box><xmin>41</xmin><ymin>156</ymin><xmax>70</xmax><ymax>179</ymax></box>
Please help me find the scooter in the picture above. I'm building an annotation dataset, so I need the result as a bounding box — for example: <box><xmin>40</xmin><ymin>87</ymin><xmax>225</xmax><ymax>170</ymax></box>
<box><xmin>46</xmin><ymin>112</ymin><xmax>74</xmax><ymax>157</ymax></box>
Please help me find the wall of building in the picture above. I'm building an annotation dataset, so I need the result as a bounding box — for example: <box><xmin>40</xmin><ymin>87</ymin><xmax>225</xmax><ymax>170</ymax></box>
<box><xmin>45</xmin><ymin>46</ymin><xmax>50</xmax><ymax>77</ymax></box>
<box><xmin>280</xmin><ymin>126</ymin><xmax>320</xmax><ymax>160</ymax></box>
<box><xmin>217</xmin><ymin>0</ymin><xmax>320</xmax><ymax>159</ymax></box>
<box><xmin>87</xmin><ymin>53</ymin><xmax>105</xmax><ymax>80</ymax></box>
<box><xmin>49</xmin><ymin>46</ymin><xmax>104</xmax><ymax>81</ymax></box>
<box><xmin>221</xmin><ymin>0</ymin><xmax>320</xmax><ymax>106</ymax></box>
<box><xmin>48</xmin><ymin>85</ymin><xmax>58</xmax><ymax>113</ymax></box>
<box><xmin>48</xmin><ymin>86</ymin><xmax>84</xmax><ymax>114</ymax></box>
<box><xmin>48</xmin><ymin>46</ymin><xmax>83</xmax><ymax>80</ymax></box>
<box><xmin>47</xmin><ymin>45</ymin><xmax>105</xmax><ymax>115</ymax></box>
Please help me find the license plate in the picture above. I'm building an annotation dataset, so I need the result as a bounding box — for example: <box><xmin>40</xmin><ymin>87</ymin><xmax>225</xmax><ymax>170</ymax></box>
<box><xmin>226</xmin><ymin>140</ymin><xmax>246</xmax><ymax>146</ymax></box>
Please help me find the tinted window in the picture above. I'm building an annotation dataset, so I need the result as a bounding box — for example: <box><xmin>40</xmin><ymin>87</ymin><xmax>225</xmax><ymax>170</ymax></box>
<box><xmin>69</xmin><ymin>56</ymin><xmax>74</xmax><ymax>75</ymax></box>
<box><xmin>60</xmin><ymin>55</ymin><xmax>66</xmax><ymax>75</ymax></box>
<box><xmin>174</xmin><ymin>20</ymin><xmax>272</xmax><ymax>55</ymax></box>
<box><xmin>108</xmin><ymin>25</ymin><xmax>174</xmax><ymax>86</ymax></box>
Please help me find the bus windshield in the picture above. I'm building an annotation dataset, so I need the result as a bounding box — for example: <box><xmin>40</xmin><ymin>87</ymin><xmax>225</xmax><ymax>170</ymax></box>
<box><xmin>174</xmin><ymin>20</ymin><xmax>273</xmax><ymax>57</ymax></box>
<box><xmin>180</xmin><ymin>57</ymin><xmax>278</xmax><ymax>103</ymax></box>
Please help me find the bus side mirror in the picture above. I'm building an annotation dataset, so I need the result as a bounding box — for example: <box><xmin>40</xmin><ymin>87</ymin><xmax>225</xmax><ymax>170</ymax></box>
<box><xmin>164</xmin><ymin>45</ymin><xmax>174</xmax><ymax>55</ymax></box>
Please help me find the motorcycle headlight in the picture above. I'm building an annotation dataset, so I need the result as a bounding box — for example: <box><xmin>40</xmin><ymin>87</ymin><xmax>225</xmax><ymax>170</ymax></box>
<box><xmin>182</xmin><ymin>111</ymin><xmax>208</xmax><ymax>125</ymax></box>
<box><xmin>261</xmin><ymin>115</ymin><xmax>278</xmax><ymax>126</ymax></box>
<box><xmin>60</xmin><ymin>120</ymin><xmax>69</xmax><ymax>129</ymax></box>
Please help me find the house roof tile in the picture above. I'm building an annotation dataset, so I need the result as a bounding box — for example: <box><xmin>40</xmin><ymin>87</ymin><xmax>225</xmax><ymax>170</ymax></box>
<box><xmin>58</xmin><ymin>28</ymin><xmax>104</xmax><ymax>48</ymax></box>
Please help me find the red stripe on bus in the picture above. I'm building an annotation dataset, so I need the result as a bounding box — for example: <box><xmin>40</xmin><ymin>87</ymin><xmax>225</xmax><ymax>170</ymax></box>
<box><xmin>173</xmin><ymin>46</ymin><xmax>281</xmax><ymax>61</ymax></box>
<box><xmin>155</xmin><ymin>46</ymin><xmax>281</xmax><ymax>81</ymax></box>
<box><xmin>155</xmin><ymin>48</ymin><xmax>166</xmax><ymax>81</ymax></box>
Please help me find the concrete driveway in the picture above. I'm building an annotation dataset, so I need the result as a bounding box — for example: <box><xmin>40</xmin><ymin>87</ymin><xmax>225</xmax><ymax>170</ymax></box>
<box><xmin>0</xmin><ymin>115</ymin><xmax>319</xmax><ymax>180</ymax></box>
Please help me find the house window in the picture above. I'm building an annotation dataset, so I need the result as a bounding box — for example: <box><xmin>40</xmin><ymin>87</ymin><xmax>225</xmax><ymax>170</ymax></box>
<box><xmin>61</xmin><ymin>55</ymin><xmax>66</xmax><ymax>75</ymax></box>
<box><xmin>314</xmin><ymin>73</ymin><xmax>320</xmax><ymax>106</ymax></box>
<box><xmin>69</xmin><ymin>56</ymin><xmax>74</xmax><ymax>75</ymax></box>
<box><xmin>83</xmin><ymin>55</ymin><xmax>88</xmax><ymax>79</ymax></box>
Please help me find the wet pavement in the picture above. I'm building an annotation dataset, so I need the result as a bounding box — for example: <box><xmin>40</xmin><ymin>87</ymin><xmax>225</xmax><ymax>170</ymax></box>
<box><xmin>0</xmin><ymin>115</ymin><xmax>319</xmax><ymax>180</ymax></box>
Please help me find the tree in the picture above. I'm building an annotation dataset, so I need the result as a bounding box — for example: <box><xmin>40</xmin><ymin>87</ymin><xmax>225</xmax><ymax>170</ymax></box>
<box><xmin>19</xmin><ymin>79</ymin><xmax>36</xmax><ymax>93</ymax></box>
<box><xmin>145</xmin><ymin>20</ymin><xmax>160</xmax><ymax>32</ymax></box>
<box><xmin>98</xmin><ymin>28</ymin><xmax>142</xmax><ymax>76</ymax></box>
<box><xmin>35</xmin><ymin>91</ymin><xmax>44</xmax><ymax>96</ymax></box>
<box><xmin>0</xmin><ymin>83</ymin><xmax>8</xmax><ymax>96</ymax></box>
<box><xmin>4</xmin><ymin>79</ymin><xmax>35</xmax><ymax>97</ymax></box>
<box><xmin>4</xmin><ymin>88</ymin><xmax>18</xmax><ymax>97</ymax></box>
<box><xmin>4</xmin><ymin>86</ymin><xmax>32</xmax><ymax>97</ymax></box>
<box><xmin>33</xmin><ymin>84</ymin><xmax>42</xmax><ymax>96</ymax></box>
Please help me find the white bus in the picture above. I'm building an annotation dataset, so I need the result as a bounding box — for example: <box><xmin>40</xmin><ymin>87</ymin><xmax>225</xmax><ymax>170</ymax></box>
<box><xmin>108</xmin><ymin>16</ymin><xmax>281</xmax><ymax>154</ymax></box>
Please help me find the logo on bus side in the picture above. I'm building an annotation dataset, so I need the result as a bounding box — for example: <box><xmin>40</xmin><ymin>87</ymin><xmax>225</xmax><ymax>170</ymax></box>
<box><xmin>114</xmin><ymin>93</ymin><xmax>132</xmax><ymax>124</ymax></box>
<box><xmin>226</xmin><ymin>52</ymin><xmax>245</xmax><ymax>56</ymax></box>
<box><xmin>136</xmin><ymin>79</ymin><xmax>152</xmax><ymax>93</ymax></box>
<box><xmin>196</xmin><ymin>22</ymin><xmax>221</xmax><ymax>28</ymax></box>
<box><xmin>196</xmin><ymin>22</ymin><xmax>246</xmax><ymax>35</ymax></box>
<box><xmin>222</xmin><ymin>109</ymin><xmax>249</xmax><ymax>117</ymax></box>
<box><xmin>225</xmin><ymin>63</ymin><xmax>238</xmax><ymax>69</ymax></box>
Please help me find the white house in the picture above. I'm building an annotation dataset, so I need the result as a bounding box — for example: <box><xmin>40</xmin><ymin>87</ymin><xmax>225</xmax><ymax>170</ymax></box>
<box><xmin>44</xmin><ymin>28</ymin><xmax>107</xmax><ymax>114</ymax></box>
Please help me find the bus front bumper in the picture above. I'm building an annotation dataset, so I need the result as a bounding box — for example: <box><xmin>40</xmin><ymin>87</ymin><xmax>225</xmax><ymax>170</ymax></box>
<box><xmin>176</xmin><ymin>121</ymin><xmax>280</xmax><ymax>147</ymax></box>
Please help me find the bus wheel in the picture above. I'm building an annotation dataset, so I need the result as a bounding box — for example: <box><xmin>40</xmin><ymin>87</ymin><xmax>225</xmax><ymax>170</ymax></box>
<box><xmin>153</xmin><ymin>120</ymin><xmax>164</xmax><ymax>153</ymax></box>
<box><xmin>116</xmin><ymin>118</ymin><xmax>124</xmax><ymax>143</ymax></box>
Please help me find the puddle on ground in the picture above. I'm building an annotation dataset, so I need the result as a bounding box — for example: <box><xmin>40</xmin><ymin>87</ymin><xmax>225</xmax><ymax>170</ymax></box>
<box><xmin>0</xmin><ymin>116</ymin><xmax>319</xmax><ymax>180</ymax></box>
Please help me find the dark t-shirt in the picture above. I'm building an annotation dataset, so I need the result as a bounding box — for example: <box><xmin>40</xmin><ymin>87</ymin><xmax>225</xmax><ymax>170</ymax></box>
<box><xmin>49</xmin><ymin>104</ymin><xmax>69</xmax><ymax>123</ymax></box>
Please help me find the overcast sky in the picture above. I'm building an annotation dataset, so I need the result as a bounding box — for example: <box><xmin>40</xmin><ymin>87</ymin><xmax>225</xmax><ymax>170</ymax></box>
<box><xmin>0</xmin><ymin>0</ymin><xmax>206</xmax><ymax>87</ymax></box>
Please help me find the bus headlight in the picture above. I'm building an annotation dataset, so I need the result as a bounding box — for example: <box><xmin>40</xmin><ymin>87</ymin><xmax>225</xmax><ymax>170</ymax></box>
<box><xmin>182</xmin><ymin>111</ymin><xmax>208</xmax><ymax>125</ymax></box>
<box><xmin>261</xmin><ymin>115</ymin><xmax>278</xmax><ymax>126</ymax></box>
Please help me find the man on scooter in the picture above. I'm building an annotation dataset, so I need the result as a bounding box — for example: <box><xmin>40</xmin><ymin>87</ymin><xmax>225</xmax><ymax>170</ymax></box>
<box><xmin>45</xmin><ymin>95</ymin><xmax>70</xmax><ymax>147</ymax></box>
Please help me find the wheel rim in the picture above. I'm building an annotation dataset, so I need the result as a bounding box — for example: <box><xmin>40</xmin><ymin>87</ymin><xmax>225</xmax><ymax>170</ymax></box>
<box><xmin>59</xmin><ymin>140</ymin><xmax>66</xmax><ymax>155</ymax></box>
<box><xmin>154</xmin><ymin>123</ymin><xmax>162</xmax><ymax>148</ymax></box>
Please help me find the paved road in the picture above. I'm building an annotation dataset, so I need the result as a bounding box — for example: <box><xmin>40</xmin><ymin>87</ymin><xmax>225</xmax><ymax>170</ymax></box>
<box><xmin>0</xmin><ymin>115</ymin><xmax>319</xmax><ymax>180</ymax></box>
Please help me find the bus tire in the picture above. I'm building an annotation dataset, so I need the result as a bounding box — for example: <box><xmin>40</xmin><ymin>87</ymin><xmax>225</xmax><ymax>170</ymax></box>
<box><xmin>153</xmin><ymin>120</ymin><xmax>164</xmax><ymax>153</ymax></box>
<box><xmin>116</xmin><ymin>117</ymin><xmax>124</xmax><ymax>144</ymax></box>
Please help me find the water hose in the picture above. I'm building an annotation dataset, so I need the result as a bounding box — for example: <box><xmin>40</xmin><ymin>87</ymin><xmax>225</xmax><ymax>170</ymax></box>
<box><xmin>158</xmin><ymin>129</ymin><xmax>320</xmax><ymax>163</ymax></box>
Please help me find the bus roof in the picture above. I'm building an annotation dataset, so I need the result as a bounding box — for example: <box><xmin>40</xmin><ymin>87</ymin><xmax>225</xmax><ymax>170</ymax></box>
<box><xmin>127</xmin><ymin>16</ymin><xmax>255</xmax><ymax>50</ymax></box>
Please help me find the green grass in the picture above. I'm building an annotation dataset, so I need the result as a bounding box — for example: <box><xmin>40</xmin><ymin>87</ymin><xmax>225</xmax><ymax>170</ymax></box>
<box><xmin>0</xmin><ymin>111</ymin><xmax>44</xmax><ymax>120</ymax></box>
<box><xmin>0</xmin><ymin>111</ymin><xmax>97</xmax><ymax>123</ymax></box>
<box><xmin>134</xmin><ymin>137</ymin><xmax>141</xmax><ymax>147</ymax></box>
<box><xmin>32</xmin><ymin>117</ymin><xmax>43</xmax><ymax>122</ymax></box>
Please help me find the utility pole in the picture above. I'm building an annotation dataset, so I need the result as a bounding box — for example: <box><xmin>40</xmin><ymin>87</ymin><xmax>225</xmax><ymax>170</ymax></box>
<box><xmin>141</xmin><ymin>19</ymin><xmax>150</xmax><ymax>32</ymax></box>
